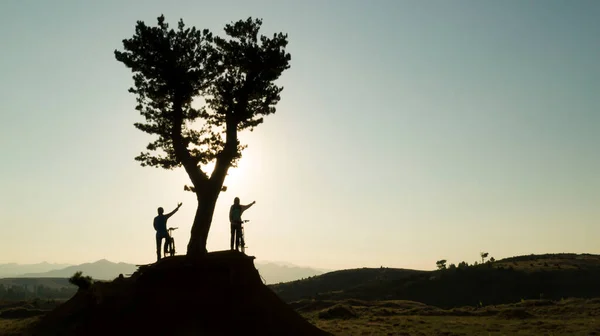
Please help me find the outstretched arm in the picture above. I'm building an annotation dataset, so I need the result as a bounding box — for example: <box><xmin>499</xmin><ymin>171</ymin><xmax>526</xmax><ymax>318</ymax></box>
<box><xmin>241</xmin><ymin>201</ymin><xmax>256</xmax><ymax>212</ymax></box>
<box><xmin>166</xmin><ymin>202</ymin><xmax>182</xmax><ymax>218</ymax></box>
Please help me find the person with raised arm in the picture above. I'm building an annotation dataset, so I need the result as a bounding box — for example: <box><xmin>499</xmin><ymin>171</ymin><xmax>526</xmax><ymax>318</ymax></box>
<box><xmin>154</xmin><ymin>202</ymin><xmax>182</xmax><ymax>261</ymax></box>
<box><xmin>229</xmin><ymin>197</ymin><xmax>255</xmax><ymax>251</ymax></box>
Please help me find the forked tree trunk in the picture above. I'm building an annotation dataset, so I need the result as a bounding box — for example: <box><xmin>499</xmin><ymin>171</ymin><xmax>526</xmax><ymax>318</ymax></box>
<box><xmin>186</xmin><ymin>164</ymin><xmax>230</xmax><ymax>256</ymax></box>
<box><xmin>184</xmin><ymin>120</ymin><xmax>236</xmax><ymax>257</ymax></box>
<box><xmin>186</xmin><ymin>186</ymin><xmax>220</xmax><ymax>256</ymax></box>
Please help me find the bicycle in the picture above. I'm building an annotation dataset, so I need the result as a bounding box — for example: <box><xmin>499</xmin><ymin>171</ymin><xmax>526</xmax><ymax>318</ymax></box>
<box><xmin>164</xmin><ymin>227</ymin><xmax>178</xmax><ymax>257</ymax></box>
<box><xmin>239</xmin><ymin>220</ymin><xmax>250</xmax><ymax>254</ymax></box>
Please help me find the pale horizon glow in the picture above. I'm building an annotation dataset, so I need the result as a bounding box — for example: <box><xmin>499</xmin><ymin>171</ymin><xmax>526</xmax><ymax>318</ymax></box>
<box><xmin>1</xmin><ymin>0</ymin><xmax>599</xmax><ymax>271</ymax></box>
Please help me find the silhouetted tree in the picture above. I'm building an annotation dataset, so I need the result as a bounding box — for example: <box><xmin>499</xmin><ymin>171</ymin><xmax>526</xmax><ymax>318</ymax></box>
<box><xmin>480</xmin><ymin>252</ymin><xmax>489</xmax><ymax>264</ymax></box>
<box><xmin>115</xmin><ymin>15</ymin><xmax>291</xmax><ymax>255</ymax></box>
<box><xmin>436</xmin><ymin>259</ymin><xmax>447</xmax><ymax>270</ymax></box>
<box><xmin>69</xmin><ymin>271</ymin><xmax>93</xmax><ymax>290</ymax></box>
<box><xmin>448</xmin><ymin>263</ymin><xmax>456</xmax><ymax>270</ymax></box>
<box><xmin>489</xmin><ymin>257</ymin><xmax>495</xmax><ymax>263</ymax></box>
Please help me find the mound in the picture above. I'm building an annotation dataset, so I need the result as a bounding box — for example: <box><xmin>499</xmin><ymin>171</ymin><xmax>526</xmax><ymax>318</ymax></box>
<box><xmin>318</xmin><ymin>304</ymin><xmax>358</xmax><ymax>319</ymax></box>
<box><xmin>497</xmin><ymin>308</ymin><xmax>534</xmax><ymax>319</ymax></box>
<box><xmin>33</xmin><ymin>251</ymin><xmax>330</xmax><ymax>336</ymax></box>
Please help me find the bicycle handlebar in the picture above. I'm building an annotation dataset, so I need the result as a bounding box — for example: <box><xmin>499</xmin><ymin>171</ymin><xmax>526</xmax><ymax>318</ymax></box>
<box><xmin>168</xmin><ymin>227</ymin><xmax>178</xmax><ymax>231</ymax></box>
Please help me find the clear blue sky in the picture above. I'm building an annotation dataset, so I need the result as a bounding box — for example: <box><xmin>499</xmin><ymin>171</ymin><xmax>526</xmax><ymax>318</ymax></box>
<box><xmin>1</xmin><ymin>0</ymin><xmax>598</xmax><ymax>270</ymax></box>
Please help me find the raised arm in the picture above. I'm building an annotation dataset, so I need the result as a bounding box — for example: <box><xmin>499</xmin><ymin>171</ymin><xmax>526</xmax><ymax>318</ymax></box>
<box><xmin>241</xmin><ymin>201</ymin><xmax>256</xmax><ymax>212</ymax></box>
<box><xmin>166</xmin><ymin>202</ymin><xmax>182</xmax><ymax>218</ymax></box>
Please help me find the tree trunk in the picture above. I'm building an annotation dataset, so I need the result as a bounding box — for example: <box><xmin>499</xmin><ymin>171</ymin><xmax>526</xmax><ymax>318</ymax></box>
<box><xmin>185</xmin><ymin>118</ymin><xmax>235</xmax><ymax>257</ymax></box>
<box><xmin>186</xmin><ymin>184</ymin><xmax>220</xmax><ymax>257</ymax></box>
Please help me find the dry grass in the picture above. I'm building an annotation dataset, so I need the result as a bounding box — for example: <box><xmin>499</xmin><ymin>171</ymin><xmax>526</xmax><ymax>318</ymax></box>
<box><xmin>495</xmin><ymin>253</ymin><xmax>600</xmax><ymax>272</ymax></box>
<box><xmin>300</xmin><ymin>298</ymin><xmax>600</xmax><ymax>335</ymax></box>
<box><xmin>0</xmin><ymin>316</ymin><xmax>41</xmax><ymax>336</ymax></box>
<box><xmin>3</xmin><ymin>294</ymin><xmax>600</xmax><ymax>335</ymax></box>
<box><xmin>2</xmin><ymin>297</ymin><xmax>600</xmax><ymax>335</ymax></box>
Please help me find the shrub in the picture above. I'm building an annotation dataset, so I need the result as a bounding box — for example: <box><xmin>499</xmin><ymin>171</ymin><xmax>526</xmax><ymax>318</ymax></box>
<box><xmin>69</xmin><ymin>271</ymin><xmax>94</xmax><ymax>290</ymax></box>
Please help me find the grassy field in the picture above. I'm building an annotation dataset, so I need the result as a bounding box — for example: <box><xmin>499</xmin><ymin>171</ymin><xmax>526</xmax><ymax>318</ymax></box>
<box><xmin>299</xmin><ymin>298</ymin><xmax>600</xmax><ymax>335</ymax></box>
<box><xmin>0</xmin><ymin>300</ymin><xmax>65</xmax><ymax>336</ymax></box>
<box><xmin>3</xmin><ymin>254</ymin><xmax>600</xmax><ymax>335</ymax></box>
<box><xmin>1</xmin><ymin>297</ymin><xmax>599</xmax><ymax>335</ymax></box>
<box><xmin>0</xmin><ymin>316</ymin><xmax>42</xmax><ymax>336</ymax></box>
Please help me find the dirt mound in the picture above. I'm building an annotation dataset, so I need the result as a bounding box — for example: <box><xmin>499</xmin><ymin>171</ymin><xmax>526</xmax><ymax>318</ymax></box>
<box><xmin>497</xmin><ymin>308</ymin><xmax>535</xmax><ymax>319</ymax></box>
<box><xmin>318</xmin><ymin>304</ymin><xmax>358</xmax><ymax>319</ymax></box>
<box><xmin>33</xmin><ymin>251</ymin><xmax>330</xmax><ymax>336</ymax></box>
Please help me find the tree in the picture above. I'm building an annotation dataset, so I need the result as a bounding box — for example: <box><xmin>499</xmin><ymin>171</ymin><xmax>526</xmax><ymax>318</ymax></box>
<box><xmin>69</xmin><ymin>271</ymin><xmax>94</xmax><ymax>290</ymax></box>
<box><xmin>489</xmin><ymin>257</ymin><xmax>495</xmax><ymax>263</ymax></box>
<box><xmin>115</xmin><ymin>15</ymin><xmax>291</xmax><ymax>255</ymax></box>
<box><xmin>436</xmin><ymin>259</ymin><xmax>447</xmax><ymax>270</ymax></box>
<box><xmin>480</xmin><ymin>252</ymin><xmax>489</xmax><ymax>264</ymax></box>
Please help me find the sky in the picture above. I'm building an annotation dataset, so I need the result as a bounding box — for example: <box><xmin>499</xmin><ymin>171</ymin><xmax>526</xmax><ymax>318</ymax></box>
<box><xmin>1</xmin><ymin>0</ymin><xmax>599</xmax><ymax>271</ymax></box>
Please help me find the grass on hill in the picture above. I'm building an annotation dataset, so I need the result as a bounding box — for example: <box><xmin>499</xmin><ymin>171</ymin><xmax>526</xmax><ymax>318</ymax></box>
<box><xmin>271</xmin><ymin>253</ymin><xmax>600</xmax><ymax>308</ymax></box>
<box><xmin>495</xmin><ymin>253</ymin><xmax>600</xmax><ymax>271</ymax></box>
<box><xmin>300</xmin><ymin>297</ymin><xmax>600</xmax><ymax>335</ymax></box>
<box><xmin>2</xmin><ymin>297</ymin><xmax>600</xmax><ymax>335</ymax></box>
<box><xmin>3</xmin><ymin>253</ymin><xmax>600</xmax><ymax>335</ymax></box>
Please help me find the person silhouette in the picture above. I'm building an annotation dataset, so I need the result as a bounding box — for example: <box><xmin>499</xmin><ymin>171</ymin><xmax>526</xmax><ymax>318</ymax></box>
<box><xmin>154</xmin><ymin>202</ymin><xmax>182</xmax><ymax>261</ymax></box>
<box><xmin>229</xmin><ymin>197</ymin><xmax>255</xmax><ymax>251</ymax></box>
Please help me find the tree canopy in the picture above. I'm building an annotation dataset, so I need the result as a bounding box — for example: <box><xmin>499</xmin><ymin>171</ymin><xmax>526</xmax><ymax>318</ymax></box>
<box><xmin>115</xmin><ymin>15</ymin><xmax>291</xmax><ymax>254</ymax></box>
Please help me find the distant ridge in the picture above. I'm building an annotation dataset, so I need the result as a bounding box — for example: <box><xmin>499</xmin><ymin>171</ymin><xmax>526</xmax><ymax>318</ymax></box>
<box><xmin>4</xmin><ymin>258</ymin><xmax>330</xmax><ymax>283</ymax></box>
<box><xmin>0</xmin><ymin>262</ymin><xmax>72</xmax><ymax>278</ymax></box>
<box><xmin>18</xmin><ymin>259</ymin><xmax>136</xmax><ymax>280</ymax></box>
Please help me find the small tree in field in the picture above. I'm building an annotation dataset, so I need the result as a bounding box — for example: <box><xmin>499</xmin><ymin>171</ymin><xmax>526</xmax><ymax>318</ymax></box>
<box><xmin>436</xmin><ymin>259</ymin><xmax>447</xmax><ymax>270</ymax></box>
<box><xmin>114</xmin><ymin>15</ymin><xmax>291</xmax><ymax>256</ymax></box>
<box><xmin>480</xmin><ymin>252</ymin><xmax>489</xmax><ymax>264</ymax></box>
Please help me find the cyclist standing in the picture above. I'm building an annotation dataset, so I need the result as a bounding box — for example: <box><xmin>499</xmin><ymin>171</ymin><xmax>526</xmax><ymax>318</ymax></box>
<box><xmin>229</xmin><ymin>197</ymin><xmax>255</xmax><ymax>251</ymax></box>
<box><xmin>154</xmin><ymin>202</ymin><xmax>182</xmax><ymax>261</ymax></box>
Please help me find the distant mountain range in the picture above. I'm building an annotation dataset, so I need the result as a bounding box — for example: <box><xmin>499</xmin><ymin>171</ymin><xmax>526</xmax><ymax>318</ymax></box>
<box><xmin>0</xmin><ymin>262</ymin><xmax>71</xmax><ymax>278</ymax></box>
<box><xmin>0</xmin><ymin>259</ymin><xmax>331</xmax><ymax>285</ymax></box>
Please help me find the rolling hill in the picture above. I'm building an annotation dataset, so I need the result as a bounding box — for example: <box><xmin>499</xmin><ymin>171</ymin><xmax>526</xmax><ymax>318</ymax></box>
<box><xmin>269</xmin><ymin>253</ymin><xmax>600</xmax><ymax>308</ymax></box>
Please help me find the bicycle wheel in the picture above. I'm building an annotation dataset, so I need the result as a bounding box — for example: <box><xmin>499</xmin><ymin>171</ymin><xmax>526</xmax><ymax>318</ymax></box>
<box><xmin>240</xmin><ymin>228</ymin><xmax>246</xmax><ymax>254</ymax></box>
<box><xmin>165</xmin><ymin>238</ymin><xmax>172</xmax><ymax>257</ymax></box>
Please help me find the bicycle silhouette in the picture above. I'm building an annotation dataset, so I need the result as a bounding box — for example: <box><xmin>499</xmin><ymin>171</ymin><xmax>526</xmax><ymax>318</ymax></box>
<box><xmin>239</xmin><ymin>220</ymin><xmax>250</xmax><ymax>254</ymax></box>
<box><xmin>164</xmin><ymin>227</ymin><xmax>178</xmax><ymax>257</ymax></box>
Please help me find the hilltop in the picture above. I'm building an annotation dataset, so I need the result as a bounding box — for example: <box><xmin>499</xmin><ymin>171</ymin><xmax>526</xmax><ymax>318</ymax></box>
<box><xmin>32</xmin><ymin>251</ymin><xmax>329</xmax><ymax>335</ymax></box>
<box><xmin>270</xmin><ymin>253</ymin><xmax>600</xmax><ymax>308</ymax></box>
